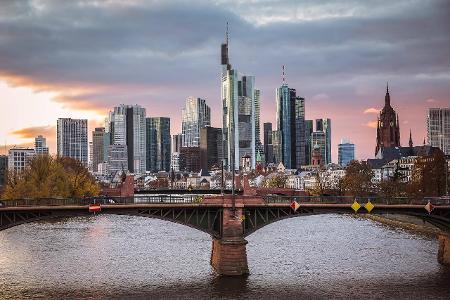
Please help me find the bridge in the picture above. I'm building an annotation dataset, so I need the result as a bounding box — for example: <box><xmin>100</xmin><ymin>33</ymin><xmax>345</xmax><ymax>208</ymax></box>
<box><xmin>1</xmin><ymin>195</ymin><xmax>450</xmax><ymax>276</ymax></box>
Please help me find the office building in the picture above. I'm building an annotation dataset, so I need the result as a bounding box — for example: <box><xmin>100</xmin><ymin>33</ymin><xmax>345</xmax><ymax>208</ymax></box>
<box><xmin>427</xmin><ymin>108</ymin><xmax>450</xmax><ymax>155</ymax></box>
<box><xmin>276</xmin><ymin>77</ymin><xmax>306</xmax><ymax>169</ymax></box>
<box><xmin>92</xmin><ymin>127</ymin><xmax>109</xmax><ymax>172</ymax></box>
<box><xmin>221</xmin><ymin>28</ymin><xmax>257</xmax><ymax>171</ymax></box>
<box><xmin>57</xmin><ymin>118</ymin><xmax>88</xmax><ymax>166</ymax></box>
<box><xmin>180</xmin><ymin>147</ymin><xmax>201</xmax><ymax>173</ymax></box>
<box><xmin>108</xmin><ymin>144</ymin><xmax>128</xmax><ymax>175</ymax></box>
<box><xmin>272</xmin><ymin>130</ymin><xmax>282</xmax><ymax>164</ymax></box>
<box><xmin>146</xmin><ymin>117</ymin><xmax>171</xmax><ymax>172</ymax></box>
<box><xmin>8</xmin><ymin>147</ymin><xmax>35</xmax><ymax>172</ymax></box>
<box><xmin>0</xmin><ymin>155</ymin><xmax>8</xmax><ymax>189</ymax></box>
<box><xmin>34</xmin><ymin>135</ymin><xmax>49</xmax><ymax>155</ymax></box>
<box><xmin>304</xmin><ymin>120</ymin><xmax>313</xmax><ymax>165</ymax></box>
<box><xmin>263</xmin><ymin>122</ymin><xmax>273</xmax><ymax>164</ymax></box>
<box><xmin>172</xmin><ymin>133</ymin><xmax>182</xmax><ymax>153</ymax></box>
<box><xmin>200</xmin><ymin>126</ymin><xmax>223</xmax><ymax>171</ymax></box>
<box><xmin>181</xmin><ymin>97</ymin><xmax>210</xmax><ymax>147</ymax></box>
<box><xmin>316</xmin><ymin>118</ymin><xmax>332</xmax><ymax>164</ymax></box>
<box><xmin>106</xmin><ymin>105</ymin><xmax>146</xmax><ymax>174</ymax></box>
<box><xmin>338</xmin><ymin>138</ymin><xmax>355</xmax><ymax>167</ymax></box>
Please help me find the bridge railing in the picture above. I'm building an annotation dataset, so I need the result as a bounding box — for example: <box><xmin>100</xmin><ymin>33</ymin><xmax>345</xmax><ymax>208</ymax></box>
<box><xmin>0</xmin><ymin>195</ymin><xmax>201</xmax><ymax>207</ymax></box>
<box><xmin>262</xmin><ymin>195</ymin><xmax>450</xmax><ymax>205</ymax></box>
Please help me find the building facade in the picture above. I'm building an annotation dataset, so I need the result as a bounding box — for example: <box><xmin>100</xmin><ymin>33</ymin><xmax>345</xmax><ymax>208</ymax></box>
<box><xmin>0</xmin><ymin>155</ymin><xmax>8</xmax><ymax>189</ymax></box>
<box><xmin>221</xmin><ymin>30</ymin><xmax>257</xmax><ymax>171</ymax></box>
<box><xmin>180</xmin><ymin>147</ymin><xmax>201</xmax><ymax>173</ymax></box>
<box><xmin>200</xmin><ymin>126</ymin><xmax>223</xmax><ymax>171</ymax></box>
<box><xmin>338</xmin><ymin>138</ymin><xmax>355</xmax><ymax>166</ymax></box>
<box><xmin>146</xmin><ymin>117</ymin><xmax>171</xmax><ymax>172</ymax></box>
<box><xmin>172</xmin><ymin>133</ymin><xmax>182</xmax><ymax>153</ymax></box>
<box><xmin>34</xmin><ymin>135</ymin><xmax>49</xmax><ymax>155</ymax></box>
<box><xmin>311</xmin><ymin>131</ymin><xmax>326</xmax><ymax>165</ymax></box>
<box><xmin>106</xmin><ymin>105</ymin><xmax>146</xmax><ymax>174</ymax></box>
<box><xmin>108</xmin><ymin>144</ymin><xmax>128</xmax><ymax>175</ymax></box>
<box><xmin>276</xmin><ymin>83</ymin><xmax>306</xmax><ymax>169</ymax></box>
<box><xmin>375</xmin><ymin>85</ymin><xmax>400</xmax><ymax>156</ymax></box>
<box><xmin>316</xmin><ymin>118</ymin><xmax>331</xmax><ymax>164</ymax></box>
<box><xmin>57</xmin><ymin>118</ymin><xmax>88</xmax><ymax>166</ymax></box>
<box><xmin>263</xmin><ymin>122</ymin><xmax>273</xmax><ymax>165</ymax></box>
<box><xmin>8</xmin><ymin>147</ymin><xmax>35</xmax><ymax>172</ymax></box>
<box><xmin>181</xmin><ymin>97</ymin><xmax>211</xmax><ymax>147</ymax></box>
<box><xmin>304</xmin><ymin>120</ymin><xmax>313</xmax><ymax>165</ymax></box>
<box><xmin>427</xmin><ymin>108</ymin><xmax>450</xmax><ymax>155</ymax></box>
<box><xmin>92</xmin><ymin>127</ymin><xmax>109</xmax><ymax>172</ymax></box>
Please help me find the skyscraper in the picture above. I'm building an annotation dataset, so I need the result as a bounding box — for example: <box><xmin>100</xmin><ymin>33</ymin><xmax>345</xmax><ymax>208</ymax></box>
<box><xmin>375</xmin><ymin>84</ymin><xmax>400</xmax><ymax>156</ymax></box>
<box><xmin>146</xmin><ymin>117</ymin><xmax>171</xmax><ymax>172</ymax></box>
<box><xmin>92</xmin><ymin>127</ymin><xmax>109</xmax><ymax>172</ymax></box>
<box><xmin>427</xmin><ymin>108</ymin><xmax>450</xmax><ymax>155</ymax></box>
<box><xmin>181</xmin><ymin>97</ymin><xmax>211</xmax><ymax>147</ymax></box>
<box><xmin>108</xmin><ymin>144</ymin><xmax>128</xmax><ymax>175</ymax></box>
<box><xmin>200</xmin><ymin>126</ymin><xmax>223</xmax><ymax>171</ymax></box>
<box><xmin>276</xmin><ymin>76</ymin><xmax>306</xmax><ymax>169</ymax></box>
<box><xmin>221</xmin><ymin>26</ymin><xmax>257</xmax><ymax>171</ymax></box>
<box><xmin>338</xmin><ymin>138</ymin><xmax>355</xmax><ymax>167</ymax></box>
<box><xmin>172</xmin><ymin>133</ymin><xmax>182</xmax><ymax>153</ymax></box>
<box><xmin>106</xmin><ymin>105</ymin><xmax>146</xmax><ymax>174</ymax></box>
<box><xmin>57</xmin><ymin>118</ymin><xmax>88</xmax><ymax>166</ymax></box>
<box><xmin>316</xmin><ymin>118</ymin><xmax>331</xmax><ymax>164</ymax></box>
<box><xmin>34</xmin><ymin>135</ymin><xmax>49</xmax><ymax>155</ymax></box>
<box><xmin>263</xmin><ymin>122</ymin><xmax>273</xmax><ymax>164</ymax></box>
<box><xmin>304</xmin><ymin>120</ymin><xmax>313</xmax><ymax>165</ymax></box>
<box><xmin>272</xmin><ymin>130</ymin><xmax>282</xmax><ymax>164</ymax></box>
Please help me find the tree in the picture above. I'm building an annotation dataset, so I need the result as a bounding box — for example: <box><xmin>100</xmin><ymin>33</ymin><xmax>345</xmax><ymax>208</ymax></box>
<box><xmin>263</xmin><ymin>173</ymin><xmax>286</xmax><ymax>188</ymax></box>
<box><xmin>342</xmin><ymin>160</ymin><xmax>374</xmax><ymax>197</ymax></box>
<box><xmin>2</xmin><ymin>155</ymin><xmax>100</xmax><ymax>200</ymax></box>
<box><xmin>410</xmin><ymin>151</ymin><xmax>447</xmax><ymax>197</ymax></box>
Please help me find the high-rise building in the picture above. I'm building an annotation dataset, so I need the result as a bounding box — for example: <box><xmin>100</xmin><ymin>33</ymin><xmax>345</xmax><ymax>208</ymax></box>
<box><xmin>181</xmin><ymin>97</ymin><xmax>211</xmax><ymax>147</ymax></box>
<box><xmin>34</xmin><ymin>135</ymin><xmax>49</xmax><ymax>155</ymax></box>
<box><xmin>107</xmin><ymin>144</ymin><xmax>128</xmax><ymax>175</ymax></box>
<box><xmin>180</xmin><ymin>147</ymin><xmax>201</xmax><ymax>173</ymax></box>
<box><xmin>200</xmin><ymin>126</ymin><xmax>223</xmax><ymax>171</ymax></box>
<box><xmin>338</xmin><ymin>138</ymin><xmax>355</xmax><ymax>167</ymax></box>
<box><xmin>172</xmin><ymin>133</ymin><xmax>182</xmax><ymax>153</ymax></box>
<box><xmin>106</xmin><ymin>105</ymin><xmax>146</xmax><ymax>174</ymax></box>
<box><xmin>263</xmin><ymin>122</ymin><xmax>273</xmax><ymax>164</ymax></box>
<box><xmin>92</xmin><ymin>127</ymin><xmax>109</xmax><ymax>172</ymax></box>
<box><xmin>304</xmin><ymin>120</ymin><xmax>313</xmax><ymax>165</ymax></box>
<box><xmin>276</xmin><ymin>79</ymin><xmax>306</xmax><ymax>169</ymax></box>
<box><xmin>146</xmin><ymin>117</ymin><xmax>171</xmax><ymax>172</ymax></box>
<box><xmin>221</xmin><ymin>27</ymin><xmax>257</xmax><ymax>171</ymax></box>
<box><xmin>427</xmin><ymin>108</ymin><xmax>450</xmax><ymax>155</ymax></box>
<box><xmin>316</xmin><ymin>118</ymin><xmax>331</xmax><ymax>164</ymax></box>
<box><xmin>311</xmin><ymin>131</ymin><xmax>326</xmax><ymax>165</ymax></box>
<box><xmin>0</xmin><ymin>155</ymin><xmax>8</xmax><ymax>189</ymax></box>
<box><xmin>57</xmin><ymin>118</ymin><xmax>88</xmax><ymax>166</ymax></box>
<box><xmin>375</xmin><ymin>84</ymin><xmax>400</xmax><ymax>156</ymax></box>
<box><xmin>8</xmin><ymin>147</ymin><xmax>35</xmax><ymax>172</ymax></box>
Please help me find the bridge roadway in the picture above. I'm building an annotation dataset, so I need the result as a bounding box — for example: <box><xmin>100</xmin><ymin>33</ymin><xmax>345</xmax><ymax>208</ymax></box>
<box><xmin>1</xmin><ymin>195</ymin><xmax>450</xmax><ymax>275</ymax></box>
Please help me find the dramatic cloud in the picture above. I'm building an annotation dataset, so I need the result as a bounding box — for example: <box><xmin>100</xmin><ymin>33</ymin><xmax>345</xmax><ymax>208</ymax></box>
<box><xmin>1</xmin><ymin>0</ymin><xmax>449</xmax><ymax>160</ymax></box>
<box><xmin>366</xmin><ymin>121</ymin><xmax>378</xmax><ymax>129</ymax></box>
<box><xmin>11</xmin><ymin>126</ymin><xmax>56</xmax><ymax>139</ymax></box>
<box><xmin>363</xmin><ymin>108</ymin><xmax>380</xmax><ymax>114</ymax></box>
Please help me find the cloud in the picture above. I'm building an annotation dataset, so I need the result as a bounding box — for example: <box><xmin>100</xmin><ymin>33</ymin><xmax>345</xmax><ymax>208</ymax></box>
<box><xmin>365</xmin><ymin>121</ymin><xmax>378</xmax><ymax>129</ymax></box>
<box><xmin>426</xmin><ymin>98</ymin><xmax>437</xmax><ymax>103</ymax></box>
<box><xmin>363</xmin><ymin>108</ymin><xmax>380</xmax><ymax>114</ymax></box>
<box><xmin>10</xmin><ymin>126</ymin><xmax>56</xmax><ymax>139</ymax></box>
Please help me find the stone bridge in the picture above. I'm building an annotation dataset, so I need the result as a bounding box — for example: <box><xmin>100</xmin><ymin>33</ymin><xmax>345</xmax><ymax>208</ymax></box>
<box><xmin>1</xmin><ymin>195</ymin><xmax>449</xmax><ymax>275</ymax></box>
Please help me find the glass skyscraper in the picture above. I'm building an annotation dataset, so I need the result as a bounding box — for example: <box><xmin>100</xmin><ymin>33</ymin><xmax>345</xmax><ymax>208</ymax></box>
<box><xmin>304</xmin><ymin>120</ymin><xmax>313</xmax><ymax>165</ymax></box>
<box><xmin>106</xmin><ymin>104</ymin><xmax>146</xmax><ymax>174</ymax></box>
<box><xmin>427</xmin><ymin>108</ymin><xmax>450</xmax><ymax>155</ymax></box>
<box><xmin>146</xmin><ymin>117</ymin><xmax>171</xmax><ymax>172</ymax></box>
<box><xmin>338</xmin><ymin>138</ymin><xmax>355</xmax><ymax>167</ymax></box>
<box><xmin>57</xmin><ymin>118</ymin><xmax>88</xmax><ymax>167</ymax></box>
<box><xmin>311</xmin><ymin>131</ymin><xmax>326</xmax><ymax>165</ymax></box>
<box><xmin>221</xmin><ymin>30</ymin><xmax>258</xmax><ymax>171</ymax></box>
<box><xmin>316</xmin><ymin>118</ymin><xmax>332</xmax><ymax>164</ymax></box>
<box><xmin>276</xmin><ymin>84</ymin><xmax>306</xmax><ymax>169</ymax></box>
<box><xmin>181</xmin><ymin>97</ymin><xmax>211</xmax><ymax>147</ymax></box>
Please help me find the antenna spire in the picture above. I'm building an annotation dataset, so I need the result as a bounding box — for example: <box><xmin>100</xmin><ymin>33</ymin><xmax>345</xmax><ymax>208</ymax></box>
<box><xmin>226</xmin><ymin>21</ymin><xmax>229</xmax><ymax>45</ymax></box>
<box><xmin>282</xmin><ymin>65</ymin><xmax>286</xmax><ymax>84</ymax></box>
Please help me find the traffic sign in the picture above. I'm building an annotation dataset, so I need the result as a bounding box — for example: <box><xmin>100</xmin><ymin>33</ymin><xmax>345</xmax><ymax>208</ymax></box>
<box><xmin>351</xmin><ymin>201</ymin><xmax>361</xmax><ymax>213</ymax></box>
<box><xmin>290</xmin><ymin>201</ymin><xmax>300</xmax><ymax>212</ymax></box>
<box><xmin>424</xmin><ymin>201</ymin><xmax>434</xmax><ymax>214</ymax></box>
<box><xmin>364</xmin><ymin>200</ymin><xmax>374</xmax><ymax>213</ymax></box>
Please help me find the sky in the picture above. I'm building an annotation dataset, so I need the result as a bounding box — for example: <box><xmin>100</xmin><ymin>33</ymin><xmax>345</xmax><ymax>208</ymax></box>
<box><xmin>0</xmin><ymin>0</ymin><xmax>449</xmax><ymax>161</ymax></box>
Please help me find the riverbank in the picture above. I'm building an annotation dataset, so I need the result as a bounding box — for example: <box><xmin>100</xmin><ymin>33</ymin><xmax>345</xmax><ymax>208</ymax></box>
<box><xmin>356</xmin><ymin>214</ymin><xmax>443</xmax><ymax>237</ymax></box>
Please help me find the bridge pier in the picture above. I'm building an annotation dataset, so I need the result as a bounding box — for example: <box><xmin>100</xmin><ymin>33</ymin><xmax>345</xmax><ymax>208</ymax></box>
<box><xmin>438</xmin><ymin>234</ymin><xmax>450</xmax><ymax>265</ymax></box>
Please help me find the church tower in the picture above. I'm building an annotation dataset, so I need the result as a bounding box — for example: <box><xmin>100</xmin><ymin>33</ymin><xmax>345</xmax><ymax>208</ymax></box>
<box><xmin>375</xmin><ymin>84</ymin><xmax>401</xmax><ymax>156</ymax></box>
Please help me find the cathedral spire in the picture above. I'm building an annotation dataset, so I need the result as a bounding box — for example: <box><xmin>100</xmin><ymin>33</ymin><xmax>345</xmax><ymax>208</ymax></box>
<box><xmin>409</xmin><ymin>129</ymin><xmax>413</xmax><ymax>148</ymax></box>
<box><xmin>385</xmin><ymin>82</ymin><xmax>391</xmax><ymax>107</ymax></box>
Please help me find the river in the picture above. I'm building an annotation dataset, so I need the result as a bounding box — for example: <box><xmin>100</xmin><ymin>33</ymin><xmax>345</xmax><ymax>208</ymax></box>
<box><xmin>0</xmin><ymin>214</ymin><xmax>449</xmax><ymax>299</ymax></box>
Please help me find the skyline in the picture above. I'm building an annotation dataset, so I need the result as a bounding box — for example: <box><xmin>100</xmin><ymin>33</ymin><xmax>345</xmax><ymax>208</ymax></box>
<box><xmin>1</xmin><ymin>0</ymin><xmax>450</xmax><ymax>161</ymax></box>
